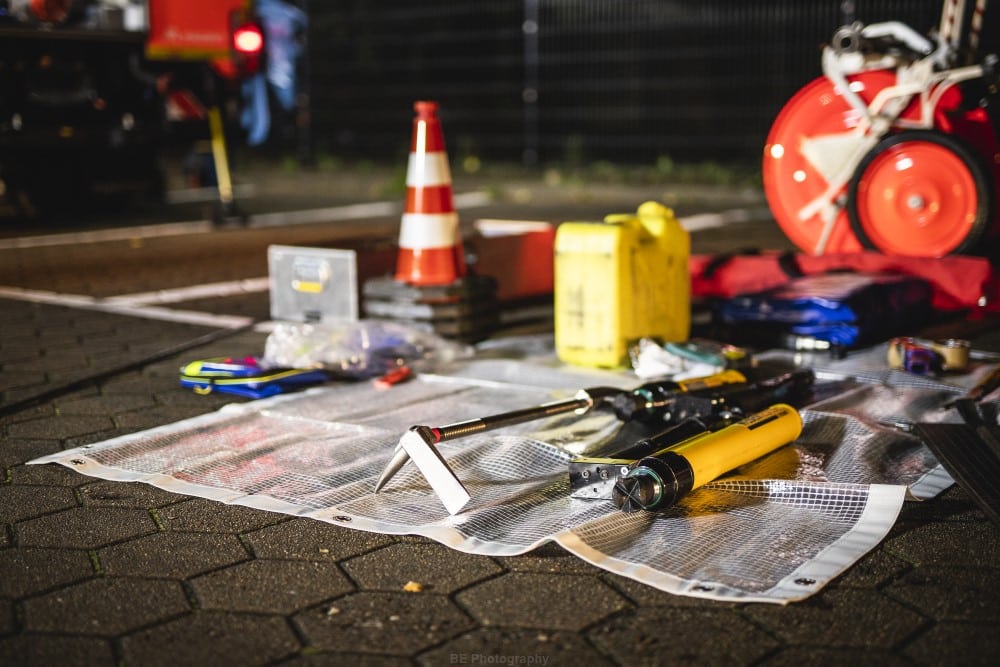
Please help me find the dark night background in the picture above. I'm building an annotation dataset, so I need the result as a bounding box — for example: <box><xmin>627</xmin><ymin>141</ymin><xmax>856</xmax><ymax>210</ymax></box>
<box><xmin>302</xmin><ymin>0</ymin><xmax>999</xmax><ymax>167</ymax></box>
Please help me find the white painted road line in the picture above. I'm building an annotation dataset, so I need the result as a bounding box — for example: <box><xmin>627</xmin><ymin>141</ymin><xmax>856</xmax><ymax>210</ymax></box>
<box><xmin>0</xmin><ymin>286</ymin><xmax>255</xmax><ymax>329</ymax></box>
<box><xmin>681</xmin><ymin>206</ymin><xmax>774</xmax><ymax>232</ymax></box>
<box><xmin>102</xmin><ymin>277</ymin><xmax>272</xmax><ymax>307</ymax></box>
<box><xmin>247</xmin><ymin>191</ymin><xmax>491</xmax><ymax>229</ymax></box>
<box><xmin>248</xmin><ymin>201</ymin><xmax>397</xmax><ymax>229</ymax></box>
<box><xmin>0</xmin><ymin>220</ymin><xmax>213</xmax><ymax>250</ymax></box>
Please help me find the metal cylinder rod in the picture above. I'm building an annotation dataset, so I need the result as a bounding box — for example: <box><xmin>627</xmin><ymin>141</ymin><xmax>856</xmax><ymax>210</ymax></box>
<box><xmin>433</xmin><ymin>395</ymin><xmax>593</xmax><ymax>442</ymax></box>
<box><xmin>374</xmin><ymin>388</ymin><xmax>619</xmax><ymax>493</ymax></box>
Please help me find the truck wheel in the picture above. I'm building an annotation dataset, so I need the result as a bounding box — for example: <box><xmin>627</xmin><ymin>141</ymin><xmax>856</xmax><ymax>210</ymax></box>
<box><xmin>847</xmin><ymin>131</ymin><xmax>993</xmax><ymax>257</ymax></box>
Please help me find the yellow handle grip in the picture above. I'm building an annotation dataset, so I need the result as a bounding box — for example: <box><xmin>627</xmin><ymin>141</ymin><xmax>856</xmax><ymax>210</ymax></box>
<box><xmin>673</xmin><ymin>403</ymin><xmax>802</xmax><ymax>489</ymax></box>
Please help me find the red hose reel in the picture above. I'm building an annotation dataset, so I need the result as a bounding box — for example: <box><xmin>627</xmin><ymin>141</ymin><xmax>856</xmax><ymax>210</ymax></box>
<box><xmin>763</xmin><ymin>2</ymin><xmax>999</xmax><ymax>258</ymax></box>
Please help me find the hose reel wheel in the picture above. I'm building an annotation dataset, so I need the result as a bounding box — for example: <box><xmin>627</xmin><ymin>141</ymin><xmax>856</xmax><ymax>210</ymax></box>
<box><xmin>847</xmin><ymin>130</ymin><xmax>994</xmax><ymax>258</ymax></box>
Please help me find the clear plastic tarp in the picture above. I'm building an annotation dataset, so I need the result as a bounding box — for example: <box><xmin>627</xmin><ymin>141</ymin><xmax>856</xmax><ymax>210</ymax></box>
<box><xmin>31</xmin><ymin>345</ymin><xmax>998</xmax><ymax>604</ymax></box>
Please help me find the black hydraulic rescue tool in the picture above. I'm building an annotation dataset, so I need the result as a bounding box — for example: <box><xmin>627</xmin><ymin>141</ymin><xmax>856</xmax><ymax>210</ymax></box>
<box><xmin>372</xmin><ymin>370</ymin><xmax>748</xmax><ymax>513</ymax></box>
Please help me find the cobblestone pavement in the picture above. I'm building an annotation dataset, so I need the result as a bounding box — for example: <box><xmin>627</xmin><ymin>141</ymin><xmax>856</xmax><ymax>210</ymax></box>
<box><xmin>1</xmin><ymin>167</ymin><xmax>999</xmax><ymax>666</ymax></box>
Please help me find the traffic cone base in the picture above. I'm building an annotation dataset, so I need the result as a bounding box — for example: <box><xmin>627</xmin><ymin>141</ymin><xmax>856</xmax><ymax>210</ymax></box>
<box><xmin>394</xmin><ymin>246</ymin><xmax>466</xmax><ymax>286</ymax></box>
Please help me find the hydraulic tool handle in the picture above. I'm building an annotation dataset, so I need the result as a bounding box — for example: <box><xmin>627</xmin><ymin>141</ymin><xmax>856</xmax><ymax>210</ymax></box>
<box><xmin>618</xmin><ymin>369</ymin><xmax>748</xmax><ymax>421</ymax></box>
<box><xmin>671</xmin><ymin>369</ymin><xmax>748</xmax><ymax>393</ymax></box>
<box><xmin>675</xmin><ymin>404</ymin><xmax>802</xmax><ymax>487</ymax></box>
<box><xmin>714</xmin><ymin>368</ymin><xmax>816</xmax><ymax>414</ymax></box>
<box><xmin>630</xmin><ymin>369</ymin><xmax>747</xmax><ymax>400</ymax></box>
<box><xmin>612</xmin><ymin>404</ymin><xmax>803</xmax><ymax>512</ymax></box>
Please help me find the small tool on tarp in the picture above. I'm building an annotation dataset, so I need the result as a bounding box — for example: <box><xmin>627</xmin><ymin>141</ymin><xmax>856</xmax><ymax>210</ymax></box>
<box><xmin>179</xmin><ymin>357</ymin><xmax>330</xmax><ymax>399</ymax></box>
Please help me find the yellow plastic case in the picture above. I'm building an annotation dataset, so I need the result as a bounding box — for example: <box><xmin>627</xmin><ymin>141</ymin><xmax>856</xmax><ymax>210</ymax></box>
<box><xmin>554</xmin><ymin>201</ymin><xmax>690</xmax><ymax>368</ymax></box>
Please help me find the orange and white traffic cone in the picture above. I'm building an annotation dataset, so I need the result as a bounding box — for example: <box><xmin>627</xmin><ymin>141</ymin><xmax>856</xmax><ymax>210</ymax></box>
<box><xmin>394</xmin><ymin>101</ymin><xmax>467</xmax><ymax>286</ymax></box>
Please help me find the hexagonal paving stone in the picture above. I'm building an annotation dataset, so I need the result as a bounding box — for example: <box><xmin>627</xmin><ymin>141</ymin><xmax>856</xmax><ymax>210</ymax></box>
<box><xmin>0</xmin><ymin>547</ymin><xmax>95</xmax><ymax>598</ymax></box>
<box><xmin>23</xmin><ymin>349</ymin><xmax>93</xmax><ymax>373</ymax></box>
<box><xmin>828</xmin><ymin>549</ymin><xmax>911</xmax><ymax>589</ymax></box>
<box><xmin>456</xmin><ymin>572</ymin><xmax>629</xmax><ymax>631</ymax></box>
<box><xmin>344</xmin><ymin>543</ymin><xmax>503</xmax><ymax>594</ymax></box>
<box><xmin>99</xmin><ymin>531</ymin><xmax>250</xmax><ymax>579</ymax></box>
<box><xmin>743</xmin><ymin>588</ymin><xmax>926</xmax><ymax>648</ymax></box>
<box><xmin>0</xmin><ymin>484</ymin><xmax>77</xmax><ymax>523</ymax></box>
<box><xmin>0</xmin><ymin>634</ymin><xmax>116</xmax><ymax>667</ymax></box>
<box><xmin>77</xmin><ymin>337</ymin><xmax>129</xmax><ymax>360</ymax></box>
<box><xmin>157</xmin><ymin>498</ymin><xmax>285</xmax><ymax>533</ymax></box>
<box><xmin>115</xmin><ymin>407</ymin><xmax>221</xmax><ymax>431</ymax></box>
<box><xmin>0</xmin><ymin>438</ymin><xmax>61</xmax><ymax>468</ymax></box>
<box><xmin>100</xmin><ymin>374</ymin><xmax>158</xmax><ymax>395</ymax></box>
<box><xmin>10</xmin><ymin>463</ymin><xmax>87</xmax><ymax>487</ymax></box>
<box><xmin>244</xmin><ymin>518</ymin><xmax>395</xmax><ymax>561</ymax></box>
<box><xmin>6</xmin><ymin>415</ymin><xmax>115</xmax><ymax>440</ymax></box>
<box><xmin>55</xmin><ymin>393</ymin><xmax>157</xmax><ymax>416</ymax></box>
<box><xmin>79</xmin><ymin>480</ymin><xmax>185</xmax><ymax>508</ymax></box>
<box><xmin>902</xmin><ymin>620</ymin><xmax>1000</xmax><ymax>664</ymax></box>
<box><xmin>885</xmin><ymin>566</ymin><xmax>1000</xmax><ymax>621</ymax></box>
<box><xmin>277</xmin><ymin>652</ymin><xmax>412</xmax><ymax>666</ymax></box>
<box><xmin>884</xmin><ymin>521</ymin><xmax>1000</xmax><ymax>568</ymax></box>
<box><xmin>500</xmin><ymin>542</ymin><xmax>603</xmax><ymax>575</ymax></box>
<box><xmin>0</xmin><ymin>339</ymin><xmax>42</xmax><ymax>363</ymax></box>
<box><xmin>16</xmin><ymin>506</ymin><xmax>157</xmax><ymax>549</ymax></box>
<box><xmin>0</xmin><ymin>369</ymin><xmax>47</xmax><ymax>394</ymax></box>
<box><xmin>294</xmin><ymin>591</ymin><xmax>475</xmax><ymax>656</ymax></box>
<box><xmin>0</xmin><ymin>599</ymin><xmax>13</xmax><ymax>634</ymax></box>
<box><xmin>190</xmin><ymin>559</ymin><xmax>354</xmax><ymax>614</ymax></box>
<box><xmin>120</xmin><ymin>611</ymin><xmax>300</xmax><ymax>667</ymax></box>
<box><xmin>22</xmin><ymin>576</ymin><xmax>190</xmax><ymax>635</ymax></box>
<box><xmin>602</xmin><ymin>575</ymin><xmax>736</xmax><ymax>608</ymax></box>
<box><xmin>589</xmin><ymin>606</ymin><xmax>779</xmax><ymax>664</ymax></box>
<box><xmin>760</xmin><ymin>647</ymin><xmax>912</xmax><ymax>666</ymax></box>
<box><xmin>419</xmin><ymin>627</ymin><xmax>615</xmax><ymax>667</ymax></box>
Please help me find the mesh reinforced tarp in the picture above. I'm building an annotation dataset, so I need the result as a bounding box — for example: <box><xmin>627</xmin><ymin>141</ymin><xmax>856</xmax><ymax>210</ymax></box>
<box><xmin>32</xmin><ymin>351</ymin><xmax>995</xmax><ymax>603</ymax></box>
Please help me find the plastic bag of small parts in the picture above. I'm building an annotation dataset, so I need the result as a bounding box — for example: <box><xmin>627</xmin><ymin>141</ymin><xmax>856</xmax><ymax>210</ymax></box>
<box><xmin>263</xmin><ymin>320</ymin><xmax>475</xmax><ymax>379</ymax></box>
<box><xmin>630</xmin><ymin>338</ymin><xmax>749</xmax><ymax>380</ymax></box>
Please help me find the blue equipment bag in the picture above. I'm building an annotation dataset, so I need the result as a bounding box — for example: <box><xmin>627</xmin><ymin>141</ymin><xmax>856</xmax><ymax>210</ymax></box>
<box><xmin>713</xmin><ymin>272</ymin><xmax>933</xmax><ymax>349</ymax></box>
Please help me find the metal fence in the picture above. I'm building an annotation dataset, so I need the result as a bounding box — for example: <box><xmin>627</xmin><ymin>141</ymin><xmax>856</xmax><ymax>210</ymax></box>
<box><xmin>304</xmin><ymin>0</ymin><xmax>991</xmax><ymax>167</ymax></box>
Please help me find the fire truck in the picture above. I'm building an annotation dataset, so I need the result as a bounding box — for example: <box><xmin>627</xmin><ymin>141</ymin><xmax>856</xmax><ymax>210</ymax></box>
<box><xmin>0</xmin><ymin>0</ymin><xmax>264</xmax><ymax>218</ymax></box>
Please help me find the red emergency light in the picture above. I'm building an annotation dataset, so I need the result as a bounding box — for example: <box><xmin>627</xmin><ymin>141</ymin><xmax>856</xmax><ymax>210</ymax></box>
<box><xmin>233</xmin><ymin>24</ymin><xmax>264</xmax><ymax>56</ymax></box>
<box><xmin>231</xmin><ymin>21</ymin><xmax>264</xmax><ymax>75</ymax></box>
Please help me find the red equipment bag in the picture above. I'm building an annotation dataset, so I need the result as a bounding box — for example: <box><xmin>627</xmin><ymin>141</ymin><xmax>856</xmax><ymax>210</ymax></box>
<box><xmin>690</xmin><ymin>251</ymin><xmax>1000</xmax><ymax>314</ymax></box>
